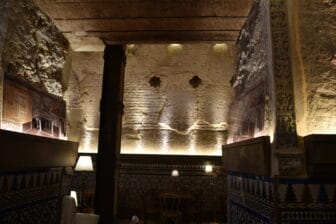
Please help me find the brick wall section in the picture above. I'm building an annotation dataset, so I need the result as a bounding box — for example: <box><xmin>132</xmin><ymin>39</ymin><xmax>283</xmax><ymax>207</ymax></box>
<box><xmin>64</xmin><ymin>52</ymin><xmax>104</xmax><ymax>152</ymax></box>
<box><xmin>122</xmin><ymin>44</ymin><xmax>235</xmax><ymax>155</ymax></box>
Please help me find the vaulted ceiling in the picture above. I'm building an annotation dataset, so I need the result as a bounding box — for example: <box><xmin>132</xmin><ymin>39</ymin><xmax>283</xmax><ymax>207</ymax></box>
<box><xmin>34</xmin><ymin>0</ymin><xmax>253</xmax><ymax>43</ymax></box>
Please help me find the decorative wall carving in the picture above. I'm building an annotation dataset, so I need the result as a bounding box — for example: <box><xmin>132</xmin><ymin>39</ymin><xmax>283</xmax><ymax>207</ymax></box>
<box><xmin>0</xmin><ymin>0</ymin><xmax>69</xmax><ymax>97</ymax></box>
<box><xmin>228</xmin><ymin>0</ymin><xmax>274</xmax><ymax>144</ymax></box>
<box><xmin>270</xmin><ymin>0</ymin><xmax>298</xmax><ymax>150</ymax></box>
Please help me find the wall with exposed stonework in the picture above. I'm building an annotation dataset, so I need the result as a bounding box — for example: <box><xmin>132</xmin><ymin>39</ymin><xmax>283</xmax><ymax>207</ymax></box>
<box><xmin>64</xmin><ymin>52</ymin><xmax>103</xmax><ymax>152</ymax></box>
<box><xmin>227</xmin><ymin>0</ymin><xmax>275</xmax><ymax>144</ymax></box>
<box><xmin>0</xmin><ymin>1</ymin><xmax>10</xmax><ymax>127</ymax></box>
<box><xmin>122</xmin><ymin>43</ymin><xmax>235</xmax><ymax>155</ymax></box>
<box><xmin>292</xmin><ymin>0</ymin><xmax>336</xmax><ymax>135</ymax></box>
<box><xmin>0</xmin><ymin>0</ymin><xmax>69</xmax><ymax>97</ymax></box>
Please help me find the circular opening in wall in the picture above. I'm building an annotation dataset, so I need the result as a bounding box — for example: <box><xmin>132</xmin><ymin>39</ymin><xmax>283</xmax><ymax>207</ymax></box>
<box><xmin>149</xmin><ymin>76</ymin><xmax>161</xmax><ymax>88</ymax></box>
<box><xmin>189</xmin><ymin>76</ymin><xmax>202</xmax><ymax>89</ymax></box>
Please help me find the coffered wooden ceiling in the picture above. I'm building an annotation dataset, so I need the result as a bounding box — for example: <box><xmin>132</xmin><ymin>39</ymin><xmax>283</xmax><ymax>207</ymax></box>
<box><xmin>34</xmin><ymin>0</ymin><xmax>253</xmax><ymax>43</ymax></box>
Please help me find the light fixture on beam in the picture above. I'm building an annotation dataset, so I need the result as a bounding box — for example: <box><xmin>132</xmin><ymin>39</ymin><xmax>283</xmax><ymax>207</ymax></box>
<box><xmin>167</xmin><ymin>43</ymin><xmax>183</xmax><ymax>54</ymax></box>
<box><xmin>213</xmin><ymin>43</ymin><xmax>228</xmax><ymax>53</ymax></box>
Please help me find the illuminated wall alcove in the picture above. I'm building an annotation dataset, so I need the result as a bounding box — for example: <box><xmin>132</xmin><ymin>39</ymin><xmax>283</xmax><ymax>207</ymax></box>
<box><xmin>121</xmin><ymin>43</ymin><xmax>235</xmax><ymax>155</ymax></box>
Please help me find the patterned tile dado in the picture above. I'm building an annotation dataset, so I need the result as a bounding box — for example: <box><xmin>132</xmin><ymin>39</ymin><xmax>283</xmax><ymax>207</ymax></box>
<box><xmin>73</xmin><ymin>153</ymin><xmax>226</xmax><ymax>222</ymax></box>
<box><xmin>228</xmin><ymin>172</ymin><xmax>336</xmax><ymax>224</ymax></box>
<box><xmin>228</xmin><ymin>173</ymin><xmax>275</xmax><ymax>224</ymax></box>
<box><xmin>0</xmin><ymin>168</ymin><xmax>73</xmax><ymax>224</ymax></box>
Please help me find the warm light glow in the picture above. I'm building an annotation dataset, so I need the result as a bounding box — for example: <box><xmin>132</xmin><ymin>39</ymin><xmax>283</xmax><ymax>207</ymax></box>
<box><xmin>171</xmin><ymin>169</ymin><xmax>179</xmax><ymax>177</ymax></box>
<box><xmin>205</xmin><ymin>164</ymin><xmax>213</xmax><ymax>173</ymax></box>
<box><xmin>213</xmin><ymin>43</ymin><xmax>228</xmax><ymax>53</ymax></box>
<box><xmin>75</xmin><ymin>155</ymin><xmax>94</xmax><ymax>171</ymax></box>
<box><xmin>78</xmin><ymin>129</ymin><xmax>98</xmax><ymax>153</ymax></box>
<box><xmin>128</xmin><ymin>44</ymin><xmax>135</xmax><ymax>49</ymax></box>
<box><xmin>303</xmin><ymin>130</ymin><xmax>336</xmax><ymax>135</ymax></box>
<box><xmin>167</xmin><ymin>43</ymin><xmax>183</xmax><ymax>54</ymax></box>
<box><xmin>70</xmin><ymin>190</ymin><xmax>78</xmax><ymax>207</ymax></box>
<box><xmin>121</xmin><ymin>145</ymin><xmax>222</xmax><ymax>156</ymax></box>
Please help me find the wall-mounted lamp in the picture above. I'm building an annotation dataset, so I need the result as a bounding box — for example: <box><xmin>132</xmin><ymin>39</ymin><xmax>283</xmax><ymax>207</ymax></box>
<box><xmin>75</xmin><ymin>155</ymin><xmax>94</xmax><ymax>211</ymax></box>
<box><xmin>205</xmin><ymin>164</ymin><xmax>214</xmax><ymax>173</ymax></box>
<box><xmin>171</xmin><ymin>169</ymin><xmax>179</xmax><ymax>177</ymax></box>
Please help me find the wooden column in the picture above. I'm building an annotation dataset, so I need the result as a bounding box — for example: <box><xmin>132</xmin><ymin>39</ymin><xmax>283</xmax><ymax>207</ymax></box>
<box><xmin>94</xmin><ymin>45</ymin><xmax>125</xmax><ymax>223</ymax></box>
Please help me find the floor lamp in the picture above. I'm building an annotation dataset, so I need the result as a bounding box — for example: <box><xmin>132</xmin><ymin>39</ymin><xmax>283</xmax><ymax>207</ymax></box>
<box><xmin>75</xmin><ymin>155</ymin><xmax>94</xmax><ymax>212</ymax></box>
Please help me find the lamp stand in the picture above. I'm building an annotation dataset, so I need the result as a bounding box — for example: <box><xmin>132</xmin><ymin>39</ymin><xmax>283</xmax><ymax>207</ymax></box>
<box><xmin>79</xmin><ymin>172</ymin><xmax>88</xmax><ymax>212</ymax></box>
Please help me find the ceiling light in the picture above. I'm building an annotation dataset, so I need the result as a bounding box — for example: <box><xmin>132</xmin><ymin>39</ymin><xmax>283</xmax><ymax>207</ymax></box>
<box><xmin>167</xmin><ymin>43</ymin><xmax>183</xmax><ymax>54</ymax></box>
<box><xmin>213</xmin><ymin>43</ymin><xmax>228</xmax><ymax>53</ymax></box>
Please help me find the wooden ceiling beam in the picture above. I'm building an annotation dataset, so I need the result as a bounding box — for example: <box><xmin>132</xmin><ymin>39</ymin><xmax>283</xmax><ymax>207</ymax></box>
<box><xmin>80</xmin><ymin>30</ymin><xmax>240</xmax><ymax>42</ymax></box>
<box><xmin>54</xmin><ymin>17</ymin><xmax>246</xmax><ymax>32</ymax></box>
<box><xmin>34</xmin><ymin>0</ymin><xmax>253</xmax><ymax>19</ymax></box>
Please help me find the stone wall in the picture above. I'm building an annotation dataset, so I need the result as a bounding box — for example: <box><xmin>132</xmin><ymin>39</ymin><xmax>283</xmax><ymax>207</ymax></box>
<box><xmin>0</xmin><ymin>0</ymin><xmax>69</xmax><ymax>97</ymax></box>
<box><xmin>295</xmin><ymin>0</ymin><xmax>336</xmax><ymax>135</ymax></box>
<box><xmin>0</xmin><ymin>1</ymin><xmax>10</xmax><ymax>127</ymax></box>
<box><xmin>122</xmin><ymin>43</ymin><xmax>235</xmax><ymax>155</ymax></box>
<box><xmin>64</xmin><ymin>52</ymin><xmax>104</xmax><ymax>152</ymax></box>
<box><xmin>227</xmin><ymin>0</ymin><xmax>274</xmax><ymax>144</ymax></box>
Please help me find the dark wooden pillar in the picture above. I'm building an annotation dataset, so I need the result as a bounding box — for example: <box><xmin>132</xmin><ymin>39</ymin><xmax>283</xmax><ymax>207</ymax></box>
<box><xmin>95</xmin><ymin>45</ymin><xmax>125</xmax><ymax>223</ymax></box>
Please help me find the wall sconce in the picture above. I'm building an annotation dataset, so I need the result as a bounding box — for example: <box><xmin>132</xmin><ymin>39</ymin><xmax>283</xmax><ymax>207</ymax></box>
<box><xmin>171</xmin><ymin>169</ymin><xmax>179</xmax><ymax>177</ymax></box>
<box><xmin>75</xmin><ymin>155</ymin><xmax>94</xmax><ymax>211</ymax></box>
<box><xmin>205</xmin><ymin>164</ymin><xmax>214</xmax><ymax>173</ymax></box>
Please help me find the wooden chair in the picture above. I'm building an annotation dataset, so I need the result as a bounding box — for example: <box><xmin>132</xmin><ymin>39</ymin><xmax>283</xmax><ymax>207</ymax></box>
<box><xmin>183</xmin><ymin>190</ymin><xmax>203</xmax><ymax>224</ymax></box>
<box><xmin>141</xmin><ymin>189</ymin><xmax>160</xmax><ymax>224</ymax></box>
<box><xmin>159</xmin><ymin>193</ymin><xmax>182</xmax><ymax>224</ymax></box>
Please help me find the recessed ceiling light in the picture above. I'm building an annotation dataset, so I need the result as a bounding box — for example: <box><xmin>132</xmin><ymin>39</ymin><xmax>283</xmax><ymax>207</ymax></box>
<box><xmin>213</xmin><ymin>43</ymin><xmax>228</xmax><ymax>53</ymax></box>
<box><xmin>167</xmin><ymin>43</ymin><xmax>183</xmax><ymax>54</ymax></box>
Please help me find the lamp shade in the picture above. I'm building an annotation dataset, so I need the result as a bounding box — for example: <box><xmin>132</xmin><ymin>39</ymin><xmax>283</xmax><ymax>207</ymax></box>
<box><xmin>75</xmin><ymin>155</ymin><xmax>93</xmax><ymax>171</ymax></box>
<box><xmin>70</xmin><ymin>190</ymin><xmax>78</xmax><ymax>207</ymax></box>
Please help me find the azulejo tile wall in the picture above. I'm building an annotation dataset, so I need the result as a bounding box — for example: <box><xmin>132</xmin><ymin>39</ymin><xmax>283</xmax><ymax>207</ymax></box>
<box><xmin>228</xmin><ymin>173</ymin><xmax>275</xmax><ymax>224</ymax></box>
<box><xmin>228</xmin><ymin>172</ymin><xmax>336</xmax><ymax>224</ymax></box>
<box><xmin>0</xmin><ymin>168</ymin><xmax>73</xmax><ymax>224</ymax></box>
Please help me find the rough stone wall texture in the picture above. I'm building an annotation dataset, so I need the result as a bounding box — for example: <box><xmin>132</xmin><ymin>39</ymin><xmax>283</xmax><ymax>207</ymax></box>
<box><xmin>0</xmin><ymin>1</ymin><xmax>10</xmax><ymax>126</ymax></box>
<box><xmin>297</xmin><ymin>0</ymin><xmax>336</xmax><ymax>134</ymax></box>
<box><xmin>64</xmin><ymin>52</ymin><xmax>103</xmax><ymax>152</ymax></box>
<box><xmin>0</xmin><ymin>1</ymin><xmax>10</xmax><ymax>66</ymax></box>
<box><xmin>228</xmin><ymin>0</ymin><xmax>274</xmax><ymax>144</ymax></box>
<box><xmin>122</xmin><ymin>44</ymin><xmax>235</xmax><ymax>155</ymax></box>
<box><xmin>0</xmin><ymin>0</ymin><xmax>69</xmax><ymax>97</ymax></box>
